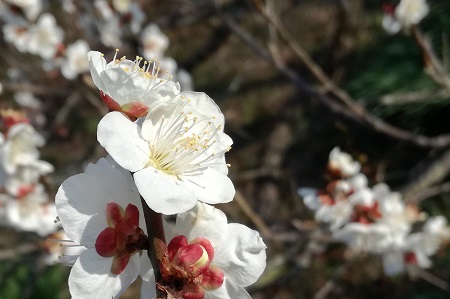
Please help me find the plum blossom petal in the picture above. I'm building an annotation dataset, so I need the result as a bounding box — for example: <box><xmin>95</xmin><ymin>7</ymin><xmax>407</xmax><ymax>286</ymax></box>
<box><xmin>176</xmin><ymin>202</ymin><xmax>228</xmax><ymax>246</ymax></box>
<box><xmin>213</xmin><ymin>223</ymin><xmax>267</xmax><ymax>287</ymax></box>
<box><xmin>97</xmin><ymin>112</ymin><xmax>149</xmax><ymax>172</ymax></box>
<box><xmin>182</xmin><ymin>167</ymin><xmax>234</xmax><ymax>205</ymax></box>
<box><xmin>204</xmin><ymin>278</ymin><xmax>251</xmax><ymax>299</ymax></box>
<box><xmin>69</xmin><ymin>249</ymin><xmax>140</xmax><ymax>299</ymax></box>
<box><xmin>134</xmin><ymin>167</ymin><xmax>197</xmax><ymax>214</ymax></box>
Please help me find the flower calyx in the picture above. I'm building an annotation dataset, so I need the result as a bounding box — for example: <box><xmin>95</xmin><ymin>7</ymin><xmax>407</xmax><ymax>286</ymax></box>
<box><xmin>95</xmin><ymin>202</ymin><xmax>148</xmax><ymax>275</ymax></box>
<box><xmin>100</xmin><ymin>91</ymin><xmax>149</xmax><ymax>121</ymax></box>
<box><xmin>155</xmin><ymin>235</ymin><xmax>224</xmax><ymax>299</ymax></box>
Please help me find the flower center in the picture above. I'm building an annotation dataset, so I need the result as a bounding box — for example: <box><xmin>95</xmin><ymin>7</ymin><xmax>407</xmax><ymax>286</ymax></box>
<box><xmin>146</xmin><ymin>97</ymin><xmax>225</xmax><ymax>178</ymax></box>
<box><xmin>351</xmin><ymin>202</ymin><xmax>382</xmax><ymax>224</ymax></box>
<box><xmin>95</xmin><ymin>202</ymin><xmax>148</xmax><ymax>275</ymax></box>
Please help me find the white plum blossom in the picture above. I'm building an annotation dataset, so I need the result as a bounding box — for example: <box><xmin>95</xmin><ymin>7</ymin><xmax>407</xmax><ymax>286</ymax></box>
<box><xmin>141</xmin><ymin>202</ymin><xmax>267</xmax><ymax>299</ymax></box>
<box><xmin>97</xmin><ymin>91</ymin><xmax>235</xmax><ymax>214</ymax></box>
<box><xmin>55</xmin><ymin>157</ymin><xmax>149</xmax><ymax>299</ymax></box>
<box><xmin>61</xmin><ymin>39</ymin><xmax>90</xmax><ymax>79</ymax></box>
<box><xmin>27</xmin><ymin>13</ymin><xmax>64</xmax><ymax>59</ymax></box>
<box><xmin>177</xmin><ymin>68</ymin><xmax>194</xmax><ymax>91</ymax></box>
<box><xmin>328</xmin><ymin>147</ymin><xmax>360</xmax><ymax>177</ymax></box>
<box><xmin>382</xmin><ymin>0</ymin><xmax>429</xmax><ymax>34</ymax></box>
<box><xmin>88</xmin><ymin>50</ymin><xmax>180</xmax><ymax>119</ymax></box>
<box><xmin>299</xmin><ymin>187</ymin><xmax>352</xmax><ymax>231</ymax></box>
<box><xmin>3</xmin><ymin>23</ymin><xmax>30</xmax><ymax>53</ymax></box>
<box><xmin>395</xmin><ymin>0</ymin><xmax>429</xmax><ymax>29</ymax></box>
<box><xmin>0</xmin><ymin>122</ymin><xmax>46</xmax><ymax>175</ymax></box>
<box><xmin>140</xmin><ymin>23</ymin><xmax>170</xmax><ymax>61</ymax></box>
<box><xmin>3</xmin><ymin>185</ymin><xmax>59</xmax><ymax>236</ymax></box>
<box><xmin>99</xmin><ymin>17</ymin><xmax>123</xmax><ymax>48</ymax></box>
<box><xmin>6</xmin><ymin>0</ymin><xmax>42</xmax><ymax>21</ymax></box>
<box><xmin>333</xmin><ymin>222</ymin><xmax>392</xmax><ymax>253</ymax></box>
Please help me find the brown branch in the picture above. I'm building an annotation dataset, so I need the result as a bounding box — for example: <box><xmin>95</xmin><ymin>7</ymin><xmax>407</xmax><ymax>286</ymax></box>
<box><xmin>403</xmin><ymin>149</ymin><xmax>450</xmax><ymax>202</ymax></box>
<box><xmin>140</xmin><ymin>197</ymin><xmax>166</xmax><ymax>298</ymax></box>
<box><xmin>234</xmin><ymin>191</ymin><xmax>273</xmax><ymax>239</ymax></box>
<box><xmin>406</xmin><ymin>181</ymin><xmax>450</xmax><ymax>203</ymax></box>
<box><xmin>412</xmin><ymin>26</ymin><xmax>450</xmax><ymax>94</ymax></box>
<box><xmin>220</xmin><ymin>9</ymin><xmax>450</xmax><ymax>148</ymax></box>
<box><xmin>0</xmin><ymin>242</ymin><xmax>40</xmax><ymax>260</ymax></box>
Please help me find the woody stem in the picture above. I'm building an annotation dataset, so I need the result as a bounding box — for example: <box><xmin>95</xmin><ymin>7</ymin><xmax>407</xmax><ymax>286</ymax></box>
<box><xmin>141</xmin><ymin>196</ymin><xmax>166</xmax><ymax>298</ymax></box>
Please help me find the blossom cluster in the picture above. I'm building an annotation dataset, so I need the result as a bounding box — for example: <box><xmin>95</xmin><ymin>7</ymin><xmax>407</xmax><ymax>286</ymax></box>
<box><xmin>54</xmin><ymin>49</ymin><xmax>267</xmax><ymax>299</ymax></box>
<box><xmin>0</xmin><ymin>108</ymin><xmax>56</xmax><ymax>236</ymax></box>
<box><xmin>299</xmin><ymin>147</ymin><xmax>450</xmax><ymax>276</ymax></box>
<box><xmin>1</xmin><ymin>0</ymin><xmax>192</xmax><ymax>86</ymax></box>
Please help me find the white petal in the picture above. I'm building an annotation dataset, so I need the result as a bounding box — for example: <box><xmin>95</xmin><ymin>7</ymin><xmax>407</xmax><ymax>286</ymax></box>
<box><xmin>97</xmin><ymin>112</ymin><xmax>149</xmax><ymax>172</ymax></box>
<box><xmin>55</xmin><ymin>158</ymin><xmax>143</xmax><ymax>244</ymax></box>
<box><xmin>139</xmin><ymin>271</ymin><xmax>157</xmax><ymax>299</ymax></box>
<box><xmin>176</xmin><ymin>202</ymin><xmax>228</xmax><ymax>246</ymax></box>
<box><xmin>205</xmin><ymin>278</ymin><xmax>251</xmax><ymax>299</ymax></box>
<box><xmin>182</xmin><ymin>167</ymin><xmax>235</xmax><ymax>205</ymax></box>
<box><xmin>214</xmin><ymin>223</ymin><xmax>266</xmax><ymax>287</ymax></box>
<box><xmin>382</xmin><ymin>251</ymin><xmax>405</xmax><ymax>276</ymax></box>
<box><xmin>87</xmin><ymin>51</ymin><xmax>107</xmax><ymax>92</ymax></box>
<box><xmin>69</xmin><ymin>249</ymin><xmax>140</xmax><ymax>299</ymax></box>
<box><xmin>180</xmin><ymin>92</ymin><xmax>225</xmax><ymax>128</ymax></box>
<box><xmin>134</xmin><ymin>167</ymin><xmax>197</xmax><ymax>215</ymax></box>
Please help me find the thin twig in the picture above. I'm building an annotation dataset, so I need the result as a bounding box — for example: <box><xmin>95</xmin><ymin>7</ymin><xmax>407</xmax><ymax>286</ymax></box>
<box><xmin>234</xmin><ymin>190</ymin><xmax>273</xmax><ymax>239</ymax></box>
<box><xmin>409</xmin><ymin>265</ymin><xmax>450</xmax><ymax>293</ymax></box>
<box><xmin>403</xmin><ymin>149</ymin><xmax>450</xmax><ymax>202</ymax></box>
<box><xmin>412</xmin><ymin>26</ymin><xmax>450</xmax><ymax>94</ymax></box>
<box><xmin>0</xmin><ymin>242</ymin><xmax>40</xmax><ymax>260</ymax></box>
<box><xmin>251</xmin><ymin>0</ymin><xmax>361</xmax><ymax>114</ymax></box>
<box><xmin>314</xmin><ymin>263</ymin><xmax>348</xmax><ymax>299</ymax></box>
<box><xmin>221</xmin><ymin>11</ymin><xmax>450</xmax><ymax>148</ymax></box>
<box><xmin>405</xmin><ymin>181</ymin><xmax>450</xmax><ymax>203</ymax></box>
<box><xmin>360</xmin><ymin>89</ymin><xmax>449</xmax><ymax>106</ymax></box>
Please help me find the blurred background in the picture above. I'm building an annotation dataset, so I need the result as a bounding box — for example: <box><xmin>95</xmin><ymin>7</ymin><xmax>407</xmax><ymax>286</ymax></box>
<box><xmin>2</xmin><ymin>0</ymin><xmax>450</xmax><ymax>298</ymax></box>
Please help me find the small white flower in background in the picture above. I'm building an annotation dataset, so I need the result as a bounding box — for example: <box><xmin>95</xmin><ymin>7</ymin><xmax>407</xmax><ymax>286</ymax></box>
<box><xmin>3</xmin><ymin>23</ymin><xmax>30</xmax><ymax>53</ymax></box>
<box><xmin>62</xmin><ymin>0</ymin><xmax>76</xmax><ymax>14</ymax></box>
<box><xmin>128</xmin><ymin>3</ymin><xmax>145</xmax><ymax>34</ymax></box>
<box><xmin>111</xmin><ymin>0</ymin><xmax>132</xmax><ymax>13</ymax></box>
<box><xmin>55</xmin><ymin>157</ymin><xmax>149</xmax><ymax>299</ymax></box>
<box><xmin>382</xmin><ymin>3</ymin><xmax>402</xmax><ymax>34</ymax></box>
<box><xmin>27</xmin><ymin>13</ymin><xmax>64</xmax><ymax>59</ymax></box>
<box><xmin>14</xmin><ymin>92</ymin><xmax>47</xmax><ymax>126</ymax></box>
<box><xmin>97</xmin><ymin>91</ymin><xmax>235</xmax><ymax>215</ymax></box>
<box><xmin>382</xmin><ymin>0</ymin><xmax>429</xmax><ymax>34</ymax></box>
<box><xmin>141</xmin><ymin>202</ymin><xmax>267</xmax><ymax>299</ymax></box>
<box><xmin>6</xmin><ymin>0</ymin><xmax>42</xmax><ymax>21</ymax></box>
<box><xmin>333</xmin><ymin>222</ymin><xmax>391</xmax><ymax>253</ymax></box>
<box><xmin>3</xmin><ymin>185</ymin><xmax>59</xmax><ymax>236</ymax></box>
<box><xmin>395</xmin><ymin>0</ymin><xmax>429</xmax><ymax>29</ymax></box>
<box><xmin>61</xmin><ymin>39</ymin><xmax>90</xmax><ymax>80</ymax></box>
<box><xmin>0</xmin><ymin>122</ymin><xmax>46</xmax><ymax>175</ymax></box>
<box><xmin>299</xmin><ymin>187</ymin><xmax>352</xmax><ymax>231</ymax></box>
<box><xmin>141</xmin><ymin>23</ymin><xmax>170</xmax><ymax>61</ymax></box>
<box><xmin>14</xmin><ymin>92</ymin><xmax>42</xmax><ymax>110</ymax></box>
<box><xmin>177</xmin><ymin>68</ymin><xmax>194</xmax><ymax>91</ymax></box>
<box><xmin>328</xmin><ymin>147</ymin><xmax>361</xmax><ymax>178</ymax></box>
<box><xmin>88</xmin><ymin>50</ymin><xmax>180</xmax><ymax>120</ymax></box>
<box><xmin>98</xmin><ymin>17</ymin><xmax>123</xmax><ymax>48</ymax></box>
